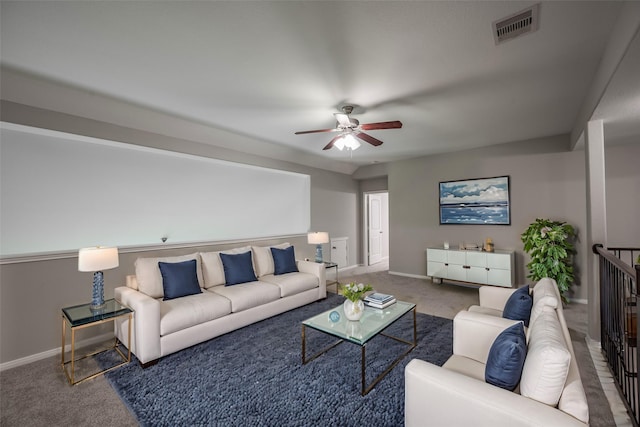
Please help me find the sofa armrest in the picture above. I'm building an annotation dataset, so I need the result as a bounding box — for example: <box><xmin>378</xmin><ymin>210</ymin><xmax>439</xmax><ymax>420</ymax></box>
<box><xmin>478</xmin><ymin>286</ymin><xmax>517</xmax><ymax>311</ymax></box>
<box><xmin>453</xmin><ymin>310</ymin><xmax>522</xmax><ymax>364</ymax></box>
<box><xmin>296</xmin><ymin>260</ymin><xmax>327</xmax><ymax>298</ymax></box>
<box><xmin>114</xmin><ymin>286</ymin><xmax>161</xmax><ymax>364</ymax></box>
<box><xmin>405</xmin><ymin>359</ymin><xmax>586</xmax><ymax>427</ymax></box>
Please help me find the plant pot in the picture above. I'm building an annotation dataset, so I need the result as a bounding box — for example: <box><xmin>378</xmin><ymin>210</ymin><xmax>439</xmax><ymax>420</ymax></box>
<box><xmin>343</xmin><ymin>299</ymin><xmax>365</xmax><ymax>321</ymax></box>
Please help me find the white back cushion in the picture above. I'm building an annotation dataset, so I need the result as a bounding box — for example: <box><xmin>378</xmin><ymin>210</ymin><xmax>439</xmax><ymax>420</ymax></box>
<box><xmin>251</xmin><ymin>243</ymin><xmax>290</xmax><ymax>277</ymax></box>
<box><xmin>134</xmin><ymin>253</ymin><xmax>203</xmax><ymax>299</ymax></box>
<box><xmin>529</xmin><ymin>278</ymin><xmax>559</xmax><ymax>328</ymax></box>
<box><xmin>520</xmin><ymin>305</ymin><xmax>571</xmax><ymax>406</ymax></box>
<box><xmin>200</xmin><ymin>246</ymin><xmax>251</xmax><ymax>288</ymax></box>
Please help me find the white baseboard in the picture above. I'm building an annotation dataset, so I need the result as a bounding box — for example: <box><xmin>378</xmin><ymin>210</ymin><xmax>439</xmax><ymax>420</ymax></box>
<box><xmin>388</xmin><ymin>271</ymin><xmax>429</xmax><ymax>280</ymax></box>
<box><xmin>0</xmin><ymin>332</ymin><xmax>114</xmax><ymax>372</ymax></box>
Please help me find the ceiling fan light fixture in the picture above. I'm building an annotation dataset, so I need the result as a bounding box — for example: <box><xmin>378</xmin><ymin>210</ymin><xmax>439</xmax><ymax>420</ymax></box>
<box><xmin>334</xmin><ymin>133</ymin><xmax>360</xmax><ymax>151</ymax></box>
<box><xmin>295</xmin><ymin>107</ymin><xmax>401</xmax><ymax>151</ymax></box>
<box><xmin>344</xmin><ymin>134</ymin><xmax>361</xmax><ymax>150</ymax></box>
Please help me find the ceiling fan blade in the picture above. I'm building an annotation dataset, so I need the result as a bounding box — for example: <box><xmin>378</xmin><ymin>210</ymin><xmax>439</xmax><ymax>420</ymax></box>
<box><xmin>323</xmin><ymin>135</ymin><xmax>343</xmax><ymax>150</ymax></box>
<box><xmin>334</xmin><ymin>113</ymin><xmax>352</xmax><ymax>127</ymax></box>
<box><xmin>360</xmin><ymin>121</ymin><xmax>403</xmax><ymax>131</ymax></box>
<box><xmin>295</xmin><ymin>128</ymin><xmax>339</xmax><ymax>135</ymax></box>
<box><xmin>355</xmin><ymin>132</ymin><xmax>384</xmax><ymax>146</ymax></box>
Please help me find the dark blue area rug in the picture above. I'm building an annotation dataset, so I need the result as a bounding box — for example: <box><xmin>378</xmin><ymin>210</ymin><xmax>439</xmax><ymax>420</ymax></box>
<box><xmin>103</xmin><ymin>294</ymin><xmax>452</xmax><ymax>426</ymax></box>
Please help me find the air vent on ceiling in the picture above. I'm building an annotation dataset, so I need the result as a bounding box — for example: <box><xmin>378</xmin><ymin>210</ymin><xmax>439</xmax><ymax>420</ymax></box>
<box><xmin>493</xmin><ymin>3</ymin><xmax>540</xmax><ymax>45</ymax></box>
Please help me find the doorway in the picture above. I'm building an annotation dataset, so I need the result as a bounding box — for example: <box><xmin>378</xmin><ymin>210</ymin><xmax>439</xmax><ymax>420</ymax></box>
<box><xmin>364</xmin><ymin>192</ymin><xmax>389</xmax><ymax>266</ymax></box>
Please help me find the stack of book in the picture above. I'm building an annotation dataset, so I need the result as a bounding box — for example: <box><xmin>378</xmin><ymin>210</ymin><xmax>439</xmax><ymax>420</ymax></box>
<box><xmin>364</xmin><ymin>292</ymin><xmax>396</xmax><ymax>309</ymax></box>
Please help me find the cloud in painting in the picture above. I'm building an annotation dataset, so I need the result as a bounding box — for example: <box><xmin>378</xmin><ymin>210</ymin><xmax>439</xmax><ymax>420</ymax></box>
<box><xmin>440</xmin><ymin>178</ymin><xmax>509</xmax><ymax>205</ymax></box>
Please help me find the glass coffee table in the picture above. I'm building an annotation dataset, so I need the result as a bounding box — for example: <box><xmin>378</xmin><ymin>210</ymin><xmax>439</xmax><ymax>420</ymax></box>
<box><xmin>302</xmin><ymin>300</ymin><xmax>416</xmax><ymax>395</ymax></box>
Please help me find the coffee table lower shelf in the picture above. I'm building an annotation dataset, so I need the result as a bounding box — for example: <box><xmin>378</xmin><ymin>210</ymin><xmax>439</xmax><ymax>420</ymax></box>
<box><xmin>301</xmin><ymin>302</ymin><xmax>416</xmax><ymax>396</ymax></box>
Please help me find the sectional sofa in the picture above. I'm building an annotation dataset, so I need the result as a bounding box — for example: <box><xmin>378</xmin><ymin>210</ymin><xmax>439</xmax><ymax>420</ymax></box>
<box><xmin>114</xmin><ymin>243</ymin><xmax>326</xmax><ymax>366</ymax></box>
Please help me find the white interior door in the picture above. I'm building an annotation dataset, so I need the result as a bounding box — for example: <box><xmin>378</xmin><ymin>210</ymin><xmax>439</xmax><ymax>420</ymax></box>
<box><xmin>368</xmin><ymin>194</ymin><xmax>383</xmax><ymax>265</ymax></box>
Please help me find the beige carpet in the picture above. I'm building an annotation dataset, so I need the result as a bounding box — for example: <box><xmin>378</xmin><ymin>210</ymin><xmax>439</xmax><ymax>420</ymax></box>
<box><xmin>0</xmin><ymin>266</ymin><xmax>616</xmax><ymax>426</ymax></box>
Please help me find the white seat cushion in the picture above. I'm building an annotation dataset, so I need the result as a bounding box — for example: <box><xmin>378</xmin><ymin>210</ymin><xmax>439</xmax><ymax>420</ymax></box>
<box><xmin>211</xmin><ymin>281</ymin><xmax>281</xmax><ymax>312</ymax></box>
<box><xmin>135</xmin><ymin>253</ymin><xmax>203</xmax><ymax>299</ymax></box>
<box><xmin>159</xmin><ymin>291</ymin><xmax>231</xmax><ymax>336</ymax></box>
<box><xmin>259</xmin><ymin>272</ymin><xmax>318</xmax><ymax>297</ymax></box>
<box><xmin>520</xmin><ymin>305</ymin><xmax>571</xmax><ymax>406</ymax></box>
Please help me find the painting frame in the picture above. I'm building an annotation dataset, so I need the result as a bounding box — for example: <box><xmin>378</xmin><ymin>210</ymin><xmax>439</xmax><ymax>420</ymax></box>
<box><xmin>439</xmin><ymin>176</ymin><xmax>511</xmax><ymax>225</ymax></box>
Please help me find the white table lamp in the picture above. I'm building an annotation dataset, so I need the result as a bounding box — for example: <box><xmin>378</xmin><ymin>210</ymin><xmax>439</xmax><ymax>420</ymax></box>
<box><xmin>78</xmin><ymin>246</ymin><xmax>119</xmax><ymax>310</ymax></box>
<box><xmin>307</xmin><ymin>232</ymin><xmax>329</xmax><ymax>263</ymax></box>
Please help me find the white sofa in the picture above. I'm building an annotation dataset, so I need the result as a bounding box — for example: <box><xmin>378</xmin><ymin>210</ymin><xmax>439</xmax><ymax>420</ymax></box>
<box><xmin>114</xmin><ymin>244</ymin><xmax>326</xmax><ymax>366</ymax></box>
<box><xmin>405</xmin><ymin>278</ymin><xmax>589</xmax><ymax>427</ymax></box>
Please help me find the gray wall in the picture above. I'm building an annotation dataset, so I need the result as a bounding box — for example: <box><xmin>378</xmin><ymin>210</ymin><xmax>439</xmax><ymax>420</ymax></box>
<box><xmin>605</xmin><ymin>142</ymin><xmax>640</xmax><ymax>246</ymax></box>
<box><xmin>2</xmin><ymin>101</ymin><xmax>637</xmax><ymax>365</ymax></box>
<box><xmin>0</xmin><ymin>104</ymin><xmax>359</xmax><ymax>365</ymax></box>
<box><xmin>384</xmin><ymin>135</ymin><xmax>639</xmax><ymax>301</ymax></box>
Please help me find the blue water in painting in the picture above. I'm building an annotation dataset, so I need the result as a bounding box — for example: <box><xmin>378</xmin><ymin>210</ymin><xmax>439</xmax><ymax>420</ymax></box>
<box><xmin>440</xmin><ymin>203</ymin><xmax>510</xmax><ymax>225</ymax></box>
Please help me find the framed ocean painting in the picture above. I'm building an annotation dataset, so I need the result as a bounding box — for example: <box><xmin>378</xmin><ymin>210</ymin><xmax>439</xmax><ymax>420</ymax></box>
<box><xmin>439</xmin><ymin>176</ymin><xmax>511</xmax><ymax>225</ymax></box>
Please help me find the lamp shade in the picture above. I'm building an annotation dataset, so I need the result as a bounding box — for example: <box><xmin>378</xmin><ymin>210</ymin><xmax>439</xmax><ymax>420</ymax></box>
<box><xmin>78</xmin><ymin>247</ymin><xmax>119</xmax><ymax>272</ymax></box>
<box><xmin>307</xmin><ymin>232</ymin><xmax>329</xmax><ymax>245</ymax></box>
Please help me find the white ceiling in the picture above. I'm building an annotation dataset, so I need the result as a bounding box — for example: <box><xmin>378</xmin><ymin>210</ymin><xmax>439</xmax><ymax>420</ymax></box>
<box><xmin>1</xmin><ymin>1</ymin><xmax>638</xmax><ymax>174</ymax></box>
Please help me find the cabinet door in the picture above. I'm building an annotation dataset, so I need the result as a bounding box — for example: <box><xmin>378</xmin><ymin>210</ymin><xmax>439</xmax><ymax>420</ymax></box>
<box><xmin>487</xmin><ymin>269</ymin><xmax>512</xmax><ymax>287</ymax></box>
<box><xmin>486</xmin><ymin>253</ymin><xmax>510</xmax><ymax>270</ymax></box>
<box><xmin>447</xmin><ymin>264</ymin><xmax>468</xmax><ymax>282</ymax></box>
<box><xmin>426</xmin><ymin>249</ymin><xmax>447</xmax><ymax>278</ymax></box>
<box><xmin>466</xmin><ymin>251</ymin><xmax>486</xmax><ymax>267</ymax></box>
<box><xmin>486</xmin><ymin>252</ymin><xmax>514</xmax><ymax>287</ymax></box>
<box><xmin>427</xmin><ymin>261</ymin><xmax>447</xmax><ymax>278</ymax></box>
<box><xmin>427</xmin><ymin>249</ymin><xmax>447</xmax><ymax>263</ymax></box>
<box><xmin>467</xmin><ymin>266</ymin><xmax>488</xmax><ymax>284</ymax></box>
<box><xmin>447</xmin><ymin>250</ymin><xmax>466</xmax><ymax>266</ymax></box>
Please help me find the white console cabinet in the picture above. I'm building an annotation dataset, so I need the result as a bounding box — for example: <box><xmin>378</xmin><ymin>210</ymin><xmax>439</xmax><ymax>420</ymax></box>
<box><xmin>426</xmin><ymin>248</ymin><xmax>515</xmax><ymax>288</ymax></box>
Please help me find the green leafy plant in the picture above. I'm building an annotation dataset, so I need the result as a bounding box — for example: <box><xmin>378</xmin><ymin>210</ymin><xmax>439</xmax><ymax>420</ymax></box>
<box><xmin>521</xmin><ymin>218</ymin><xmax>576</xmax><ymax>303</ymax></box>
<box><xmin>341</xmin><ymin>282</ymin><xmax>373</xmax><ymax>302</ymax></box>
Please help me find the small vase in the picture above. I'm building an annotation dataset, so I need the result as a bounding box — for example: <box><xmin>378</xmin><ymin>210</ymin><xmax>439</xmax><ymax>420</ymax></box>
<box><xmin>343</xmin><ymin>299</ymin><xmax>365</xmax><ymax>321</ymax></box>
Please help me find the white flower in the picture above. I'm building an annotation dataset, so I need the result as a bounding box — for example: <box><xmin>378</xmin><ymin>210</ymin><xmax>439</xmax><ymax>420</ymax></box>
<box><xmin>358</xmin><ymin>283</ymin><xmax>364</xmax><ymax>291</ymax></box>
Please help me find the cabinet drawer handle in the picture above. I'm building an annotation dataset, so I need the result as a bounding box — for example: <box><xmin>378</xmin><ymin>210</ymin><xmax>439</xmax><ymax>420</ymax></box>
<box><xmin>444</xmin><ymin>263</ymin><xmax>449</xmax><ymax>266</ymax></box>
<box><xmin>486</xmin><ymin>267</ymin><xmax>490</xmax><ymax>271</ymax></box>
<box><xmin>463</xmin><ymin>265</ymin><xmax>471</xmax><ymax>269</ymax></box>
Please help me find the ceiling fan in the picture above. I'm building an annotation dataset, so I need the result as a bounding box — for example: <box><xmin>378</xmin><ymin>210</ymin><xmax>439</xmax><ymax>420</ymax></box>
<box><xmin>295</xmin><ymin>106</ymin><xmax>402</xmax><ymax>151</ymax></box>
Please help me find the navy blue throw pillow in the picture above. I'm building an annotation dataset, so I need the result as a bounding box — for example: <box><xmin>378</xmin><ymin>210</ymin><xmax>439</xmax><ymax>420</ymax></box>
<box><xmin>503</xmin><ymin>285</ymin><xmax>533</xmax><ymax>327</ymax></box>
<box><xmin>271</xmin><ymin>246</ymin><xmax>298</xmax><ymax>275</ymax></box>
<box><xmin>158</xmin><ymin>259</ymin><xmax>202</xmax><ymax>301</ymax></box>
<box><xmin>220</xmin><ymin>251</ymin><xmax>257</xmax><ymax>286</ymax></box>
<box><xmin>485</xmin><ymin>322</ymin><xmax>527</xmax><ymax>391</ymax></box>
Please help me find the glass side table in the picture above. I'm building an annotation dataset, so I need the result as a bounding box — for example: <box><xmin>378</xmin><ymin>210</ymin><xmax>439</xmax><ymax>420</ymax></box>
<box><xmin>324</xmin><ymin>261</ymin><xmax>339</xmax><ymax>293</ymax></box>
<box><xmin>61</xmin><ymin>299</ymin><xmax>132</xmax><ymax>385</ymax></box>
